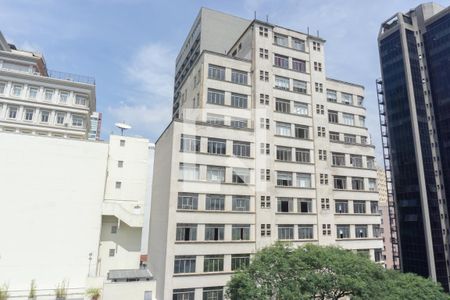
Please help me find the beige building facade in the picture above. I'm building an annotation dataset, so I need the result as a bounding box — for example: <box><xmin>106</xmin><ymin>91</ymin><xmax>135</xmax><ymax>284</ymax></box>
<box><xmin>149</xmin><ymin>8</ymin><xmax>383</xmax><ymax>300</ymax></box>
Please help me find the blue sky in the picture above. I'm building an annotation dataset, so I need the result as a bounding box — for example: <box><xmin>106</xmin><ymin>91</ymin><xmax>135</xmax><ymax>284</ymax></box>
<box><xmin>1</xmin><ymin>0</ymin><xmax>444</xmax><ymax>160</ymax></box>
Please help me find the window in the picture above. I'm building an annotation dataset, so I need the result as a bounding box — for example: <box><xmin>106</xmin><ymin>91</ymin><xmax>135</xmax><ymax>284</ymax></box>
<box><xmin>292</xmin><ymin>38</ymin><xmax>305</xmax><ymax>51</ymax></box>
<box><xmin>335</xmin><ymin>200</ymin><xmax>349</xmax><ymax>213</ymax></box>
<box><xmin>359</xmin><ymin>116</ymin><xmax>366</xmax><ymax>127</ymax></box>
<box><xmin>373</xmin><ymin>225</ymin><xmax>381</xmax><ymax>238</ymax></box>
<box><xmin>230</xmin><ymin>118</ymin><xmax>248</xmax><ymax>129</ymax></box>
<box><xmin>374</xmin><ymin>249</ymin><xmax>383</xmax><ymax>262</ymax></box>
<box><xmin>344</xmin><ymin>134</ymin><xmax>356</xmax><ymax>144</ymax></box>
<box><xmin>72</xmin><ymin>116</ymin><xmax>84</xmax><ymax>127</ymax></box>
<box><xmin>334</xmin><ymin>176</ymin><xmax>347</xmax><ymax>189</ymax></box>
<box><xmin>176</xmin><ymin>224</ymin><xmax>197</xmax><ymax>241</ymax></box>
<box><xmin>332</xmin><ymin>153</ymin><xmax>345</xmax><ymax>166</ymax></box>
<box><xmin>328</xmin><ymin>111</ymin><xmax>338</xmax><ymax>123</ymax></box>
<box><xmin>24</xmin><ymin>108</ymin><xmax>34</xmax><ymax>121</ymax></box>
<box><xmin>7</xmin><ymin>106</ymin><xmax>17</xmax><ymax>119</ymax></box>
<box><xmin>260</xmin><ymin>169</ymin><xmax>270</xmax><ymax>181</ymax></box>
<box><xmin>109</xmin><ymin>249</ymin><xmax>115</xmax><ymax>257</ymax></box>
<box><xmin>312</xmin><ymin>41</ymin><xmax>321</xmax><ymax>51</ymax></box>
<box><xmin>352</xmin><ymin>177</ymin><xmax>364</xmax><ymax>190</ymax></box>
<box><xmin>117</xmin><ymin>161</ymin><xmax>124</xmax><ymax>168</ymax></box>
<box><xmin>232</xmin><ymin>196</ymin><xmax>250</xmax><ymax>211</ymax></box>
<box><xmin>294</xmin><ymin>102</ymin><xmax>308</xmax><ymax>115</ymax></box>
<box><xmin>298</xmin><ymin>225</ymin><xmax>313</xmax><ymax>239</ymax></box>
<box><xmin>232</xmin><ymin>168</ymin><xmax>250</xmax><ymax>184</ymax></box>
<box><xmin>296</xmin><ymin>173</ymin><xmax>311</xmax><ymax>188</ymax></box>
<box><xmin>231</xmin><ymin>254</ymin><xmax>250</xmax><ymax>270</ymax></box>
<box><xmin>28</xmin><ymin>87</ymin><xmax>38</xmax><ymax>99</ymax></box>
<box><xmin>330</xmin><ymin>132</ymin><xmax>340</xmax><ymax>142</ymax></box>
<box><xmin>233</xmin><ymin>141</ymin><xmax>250</xmax><ymax>157</ymax></box>
<box><xmin>369</xmin><ymin>178</ymin><xmax>377</xmax><ymax>191</ymax></box>
<box><xmin>12</xmin><ymin>84</ymin><xmax>23</xmax><ymax>96</ymax></box>
<box><xmin>261</xmin><ymin>224</ymin><xmax>272</xmax><ymax>237</ymax></box>
<box><xmin>361</xmin><ymin>136</ymin><xmax>368</xmax><ymax>144</ymax></box>
<box><xmin>56</xmin><ymin>113</ymin><xmax>65</xmax><ymax>125</ymax></box>
<box><xmin>354</xmin><ymin>201</ymin><xmax>366</xmax><ymax>214</ymax></box>
<box><xmin>313</xmin><ymin>62</ymin><xmax>322</xmax><ymax>72</ymax></box>
<box><xmin>292</xmin><ymin>59</ymin><xmax>306</xmax><ymax>72</ymax></box>
<box><xmin>341</xmin><ymin>93</ymin><xmax>353</xmax><ymax>105</ymax></box>
<box><xmin>180</xmin><ymin>135</ymin><xmax>200</xmax><ymax>152</ymax></box>
<box><xmin>276</xmin><ymin>122</ymin><xmax>291</xmax><ymax>136</ymax></box>
<box><xmin>179</xmin><ymin>163</ymin><xmax>199</xmax><ymax>180</ymax></box>
<box><xmin>260</xmin><ymin>143</ymin><xmax>270</xmax><ymax>154</ymax></box>
<box><xmin>44</xmin><ymin>89</ymin><xmax>54</xmax><ymax>101</ymax></box>
<box><xmin>111</xmin><ymin>225</ymin><xmax>117</xmax><ymax>234</ymax></box>
<box><xmin>275</xmin><ymin>98</ymin><xmax>290</xmax><ymax>113</ymax></box>
<box><xmin>205</xmin><ymin>225</ymin><xmax>224</xmax><ymax>241</ymax></box>
<box><xmin>207</xmin><ymin>89</ymin><xmax>225</xmax><ymax>105</ymax></box>
<box><xmin>298</xmin><ymin>198</ymin><xmax>312</xmax><ymax>213</ymax></box>
<box><xmin>207</xmin><ymin>138</ymin><xmax>226</xmax><ymax>155</ymax></box>
<box><xmin>295</xmin><ymin>148</ymin><xmax>310</xmax><ymax>163</ymax></box>
<box><xmin>277</xmin><ymin>197</ymin><xmax>293</xmax><ymax>213</ymax></box>
<box><xmin>277</xmin><ymin>172</ymin><xmax>292</xmax><ymax>186</ymax></box>
<box><xmin>207</xmin><ymin>166</ymin><xmax>225</xmax><ymax>183</ymax></box>
<box><xmin>259</xmin><ymin>70</ymin><xmax>269</xmax><ymax>81</ymax></box>
<box><xmin>320</xmin><ymin>174</ymin><xmax>328</xmax><ymax>185</ymax></box>
<box><xmin>205</xmin><ymin>194</ymin><xmax>225</xmax><ymax>211</ymax></box>
<box><xmin>274</xmin><ymin>34</ymin><xmax>288</xmax><ymax>46</ymax></box>
<box><xmin>178</xmin><ymin>193</ymin><xmax>198</xmax><ymax>210</ymax></box>
<box><xmin>275</xmin><ymin>76</ymin><xmax>289</xmax><ymax>90</ymax></box>
<box><xmin>260</xmin><ymin>93</ymin><xmax>269</xmax><ymax>105</ymax></box>
<box><xmin>274</xmin><ymin>54</ymin><xmax>289</xmax><ymax>68</ymax></box>
<box><xmin>115</xmin><ymin>181</ymin><xmax>122</xmax><ymax>189</ymax></box>
<box><xmin>261</xmin><ymin>196</ymin><xmax>271</xmax><ymax>208</ymax></box>
<box><xmin>259</xmin><ymin>26</ymin><xmax>268</xmax><ymax>37</ymax></box>
<box><xmin>357</xmin><ymin>95</ymin><xmax>364</xmax><ymax>106</ymax></box>
<box><xmin>75</xmin><ymin>95</ymin><xmax>87</xmax><ymax>106</ymax></box>
<box><xmin>327</xmin><ymin>90</ymin><xmax>337</xmax><ymax>102</ymax></box>
<box><xmin>40</xmin><ymin>111</ymin><xmax>49</xmax><ymax>123</ymax></box>
<box><xmin>202</xmin><ymin>287</ymin><xmax>223</xmax><ymax>300</ymax></box>
<box><xmin>0</xmin><ymin>82</ymin><xmax>5</xmax><ymax>94</ymax></box>
<box><xmin>350</xmin><ymin>155</ymin><xmax>363</xmax><ymax>168</ymax></box>
<box><xmin>315</xmin><ymin>82</ymin><xmax>323</xmax><ymax>93</ymax></box>
<box><xmin>204</xmin><ymin>255</ymin><xmax>224</xmax><ymax>272</ymax></box>
<box><xmin>173</xmin><ymin>289</ymin><xmax>195</xmax><ymax>300</ymax></box>
<box><xmin>208</xmin><ymin>65</ymin><xmax>225</xmax><ymax>80</ymax></box>
<box><xmin>367</xmin><ymin>157</ymin><xmax>375</xmax><ymax>169</ymax></box>
<box><xmin>232</xmin><ymin>224</ymin><xmax>250</xmax><ymax>240</ymax></box>
<box><xmin>260</xmin><ymin>118</ymin><xmax>270</xmax><ymax>129</ymax></box>
<box><xmin>231</xmin><ymin>93</ymin><xmax>247</xmax><ymax>108</ymax></box>
<box><xmin>355</xmin><ymin>225</ymin><xmax>368</xmax><ymax>238</ymax></box>
<box><xmin>259</xmin><ymin>48</ymin><xmax>269</xmax><ymax>59</ymax></box>
<box><xmin>293</xmin><ymin>80</ymin><xmax>307</xmax><ymax>93</ymax></box>
<box><xmin>317</xmin><ymin>126</ymin><xmax>326</xmax><ymax>137</ymax></box>
<box><xmin>337</xmin><ymin>225</ymin><xmax>350</xmax><ymax>239</ymax></box>
<box><xmin>371</xmin><ymin>201</ymin><xmax>379</xmax><ymax>214</ymax></box>
<box><xmin>231</xmin><ymin>69</ymin><xmax>247</xmax><ymax>85</ymax></box>
<box><xmin>318</xmin><ymin>149</ymin><xmax>327</xmax><ymax>160</ymax></box>
<box><xmin>276</xmin><ymin>146</ymin><xmax>291</xmax><ymax>161</ymax></box>
<box><xmin>174</xmin><ymin>256</ymin><xmax>196</xmax><ymax>273</ymax></box>
<box><xmin>206</xmin><ymin>114</ymin><xmax>224</xmax><ymax>125</ymax></box>
<box><xmin>342</xmin><ymin>113</ymin><xmax>354</xmax><ymax>126</ymax></box>
<box><xmin>59</xmin><ymin>91</ymin><xmax>69</xmax><ymax>103</ymax></box>
<box><xmin>278</xmin><ymin>225</ymin><xmax>294</xmax><ymax>240</ymax></box>
<box><xmin>316</xmin><ymin>104</ymin><xmax>324</xmax><ymax>115</ymax></box>
<box><xmin>120</xmin><ymin>139</ymin><xmax>125</xmax><ymax>147</ymax></box>
<box><xmin>295</xmin><ymin>125</ymin><xmax>309</xmax><ymax>139</ymax></box>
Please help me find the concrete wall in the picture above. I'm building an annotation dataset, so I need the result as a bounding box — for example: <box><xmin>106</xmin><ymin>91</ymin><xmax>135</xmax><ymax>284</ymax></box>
<box><xmin>0</xmin><ymin>132</ymin><xmax>108</xmax><ymax>290</ymax></box>
<box><xmin>102</xmin><ymin>281</ymin><xmax>156</xmax><ymax>300</ymax></box>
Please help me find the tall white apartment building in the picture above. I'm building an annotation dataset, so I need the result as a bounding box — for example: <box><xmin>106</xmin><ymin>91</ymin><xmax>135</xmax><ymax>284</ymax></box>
<box><xmin>149</xmin><ymin>8</ymin><xmax>383</xmax><ymax>300</ymax></box>
<box><xmin>0</xmin><ymin>31</ymin><xmax>96</xmax><ymax>139</ymax></box>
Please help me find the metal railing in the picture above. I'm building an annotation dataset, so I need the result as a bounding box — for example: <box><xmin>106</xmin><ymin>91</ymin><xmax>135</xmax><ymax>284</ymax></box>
<box><xmin>47</xmin><ymin>69</ymin><xmax>95</xmax><ymax>85</ymax></box>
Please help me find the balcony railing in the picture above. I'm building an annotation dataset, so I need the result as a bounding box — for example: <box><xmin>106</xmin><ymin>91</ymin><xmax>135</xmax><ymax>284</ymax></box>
<box><xmin>47</xmin><ymin>69</ymin><xmax>95</xmax><ymax>85</ymax></box>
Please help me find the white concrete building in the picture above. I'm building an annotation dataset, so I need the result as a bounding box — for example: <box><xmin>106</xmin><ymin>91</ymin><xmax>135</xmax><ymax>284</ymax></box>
<box><xmin>149</xmin><ymin>8</ymin><xmax>383</xmax><ymax>300</ymax></box>
<box><xmin>0</xmin><ymin>132</ymin><xmax>155</xmax><ymax>299</ymax></box>
<box><xmin>0</xmin><ymin>31</ymin><xmax>96</xmax><ymax>139</ymax></box>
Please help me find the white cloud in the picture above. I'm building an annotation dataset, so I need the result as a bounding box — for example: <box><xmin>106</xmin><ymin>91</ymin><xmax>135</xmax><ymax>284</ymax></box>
<box><xmin>106</xmin><ymin>42</ymin><xmax>176</xmax><ymax>139</ymax></box>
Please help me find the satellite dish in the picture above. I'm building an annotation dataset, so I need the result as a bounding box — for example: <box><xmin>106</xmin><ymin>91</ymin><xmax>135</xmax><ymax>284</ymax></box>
<box><xmin>115</xmin><ymin>122</ymin><xmax>132</xmax><ymax>136</ymax></box>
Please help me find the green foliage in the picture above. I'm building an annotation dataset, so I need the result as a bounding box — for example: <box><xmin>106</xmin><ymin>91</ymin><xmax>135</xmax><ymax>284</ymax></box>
<box><xmin>226</xmin><ymin>243</ymin><xmax>450</xmax><ymax>300</ymax></box>
<box><xmin>86</xmin><ymin>287</ymin><xmax>101</xmax><ymax>300</ymax></box>
<box><xmin>0</xmin><ymin>284</ymin><xmax>8</xmax><ymax>300</ymax></box>
<box><xmin>55</xmin><ymin>280</ymin><xmax>68</xmax><ymax>299</ymax></box>
<box><xmin>28</xmin><ymin>279</ymin><xmax>36</xmax><ymax>299</ymax></box>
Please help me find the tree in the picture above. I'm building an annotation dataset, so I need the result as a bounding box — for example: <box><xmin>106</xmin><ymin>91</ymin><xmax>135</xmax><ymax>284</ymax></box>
<box><xmin>226</xmin><ymin>243</ymin><xmax>450</xmax><ymax>300</ymax></box>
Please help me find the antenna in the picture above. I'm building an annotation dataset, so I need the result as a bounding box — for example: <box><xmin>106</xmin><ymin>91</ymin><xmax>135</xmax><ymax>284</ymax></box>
<box><xmin>254</xmin><ymin>11</ymin><xmax>256</xmax><ymax>20</ymax></box>
<box><xmin>266</xmin><ymin>15</ymin><xmax>269</xmax><ymax>22</ymax></box>
<box><xmin>317</xmin><ymin>30</ymin><xmax>320</xmax><ymax>37</ymax></box>
<box><xmin>115</xmin><ymin>122</ymin><xmax>132</xmax><ymax>136</ymax></box>
<box><xmin>307</xmin><ymin>27</ymin><xmax>310</xmax><ymax>35</ymax></box>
